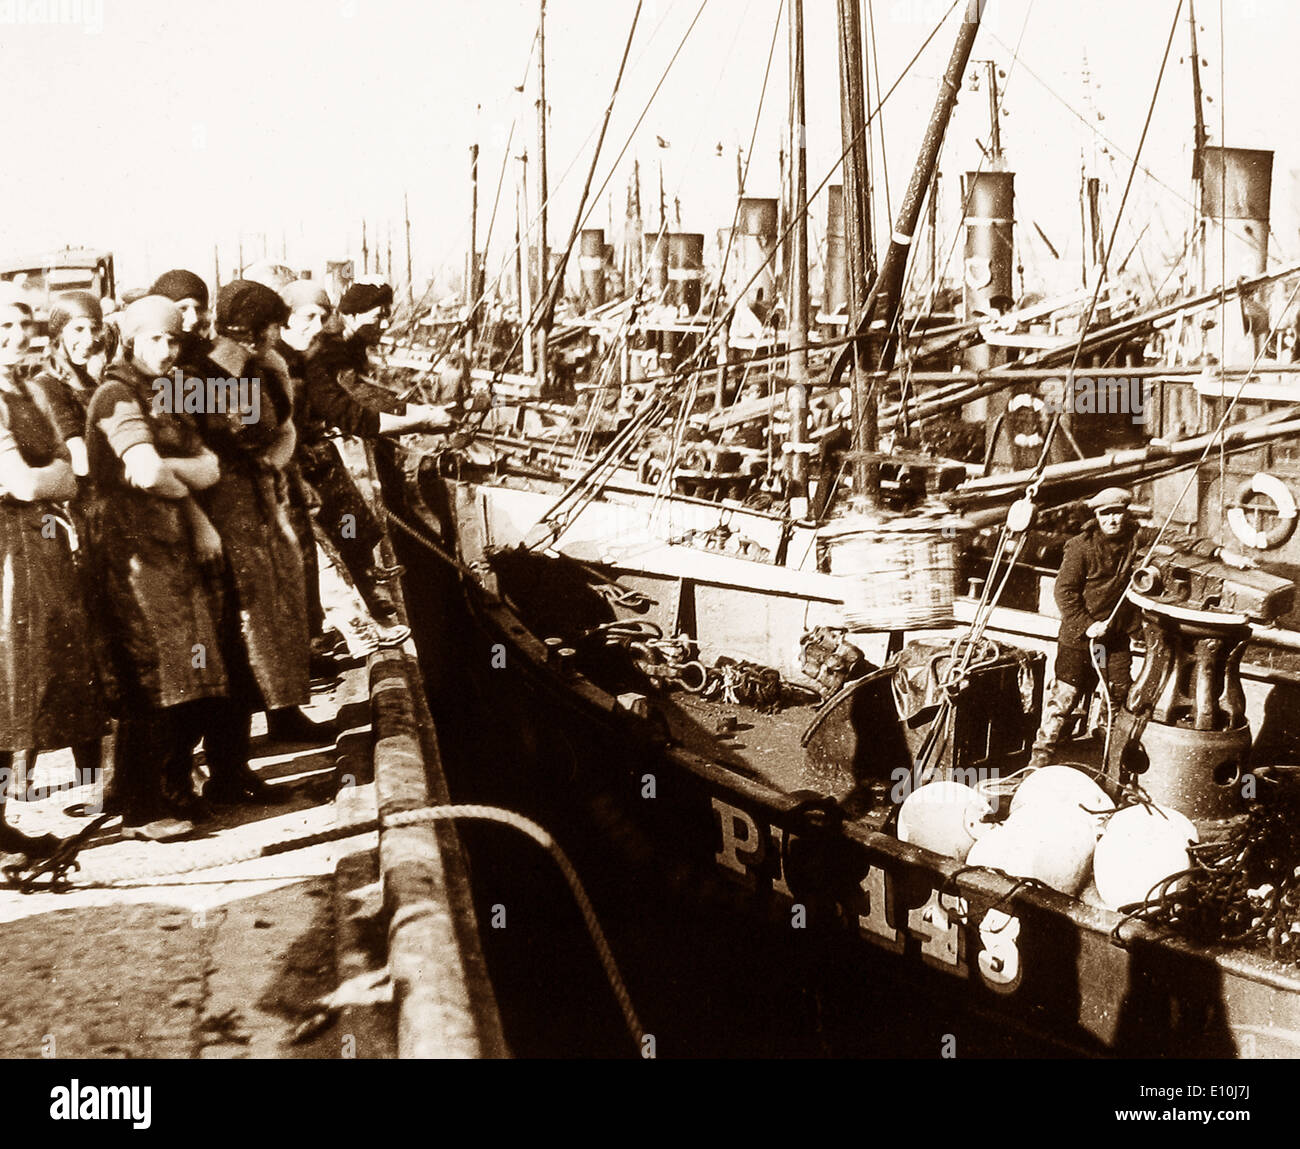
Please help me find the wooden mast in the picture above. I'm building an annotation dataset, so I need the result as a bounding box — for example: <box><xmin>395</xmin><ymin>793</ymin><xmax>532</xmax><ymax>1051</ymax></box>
<box><xmin>840</xmin><ymin>0</ymin><xmax>987</xmax><ymax>498</ymax></box>
<box><xmin>787</xmin><ymin>0</ymin><xmax>810</xmax><ymax>514</ymax></box>
<box><xmin>403</xmin><ymin>191</ymin><xmax>413</xmax><ymax>306</ymax></box>
<box><xmin>1187</xmin><ymin>0</ymin><xmax>1208</xmax><ymax>293</ymax></box>
<box><xmin>466</xmin><ymin>138</ymin><xmax>480</xmax><ymax>361</ymax></box>
<box><xmin>536</xmin><ymin>0</ymin><xmax>550</xmax><ymax>389</ymax></box>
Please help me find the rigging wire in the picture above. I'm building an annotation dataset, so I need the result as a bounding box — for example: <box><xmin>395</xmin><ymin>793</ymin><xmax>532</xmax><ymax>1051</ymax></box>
<box><xmin>523</xmin><ymin>0</ymin><xmax>963</xmax><ymax>538</ymax></box>
<box><xmin>649</xmin><ymin>0</ymin><xmax>785</xmax><ymax>523</ymax></box>
<box><xmin>983</xmin><ymin>26</ymin><xmax>1270</xmax><ymax>265</ymax></box>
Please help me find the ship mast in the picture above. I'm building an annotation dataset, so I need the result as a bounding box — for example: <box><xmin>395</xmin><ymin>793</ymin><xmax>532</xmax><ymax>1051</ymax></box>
<box><xmin>841</xmin><ymin>0</ymin><xmax>987</xmax><ymax>499</ymax></box>
<box><xmin>1187</xmin><ymin>0</ymin><xmax>1208</xmax><ymax>292</ymax></box>
<box><xmin>536</xmin><ymin>0</ymin><xmax>550</xmax><ymax>389</ymax></box>
<box><xmin>466</xmin><ymin>137</ymin><xmax>480</xmax><ymax>362</ymax></box>
<box><xmin>787</xmin><ymin>0</ymin><xmax>810</xmax><ymax>514</ymax></box>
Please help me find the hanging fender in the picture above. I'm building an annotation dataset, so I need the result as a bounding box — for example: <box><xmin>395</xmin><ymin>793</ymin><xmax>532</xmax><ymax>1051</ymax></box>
<box><xmin>1227</xmin><ymin>472</ymin><xmax>1299</xmax><ymax>551</ymax></box>
<box><xmin>1006</xmin><ymin>392</ymin><xmax>1047</xmax><ymax>450</ymax></box>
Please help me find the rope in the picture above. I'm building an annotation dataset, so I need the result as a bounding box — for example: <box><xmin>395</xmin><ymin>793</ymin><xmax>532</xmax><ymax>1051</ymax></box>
<box><xmin>25</xmin><ymin>802</ymin><xmax>645</xmax><ymax>1049</ymax></box>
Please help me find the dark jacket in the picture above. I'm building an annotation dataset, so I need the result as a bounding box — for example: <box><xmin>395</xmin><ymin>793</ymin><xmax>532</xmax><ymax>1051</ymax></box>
<box><xmin>300</xmin><ymin>332</ymin><xmax>404</xmax><ymax>446</ymax></box>
<box><xmin>1054</xmin><ymin>520</ymin><xmax>1217</xmax><ymax>646</ymax></box>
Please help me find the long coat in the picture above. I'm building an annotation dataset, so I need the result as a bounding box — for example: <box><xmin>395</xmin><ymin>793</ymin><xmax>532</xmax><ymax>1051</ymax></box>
<box><xmin>84</xmin><ymin>363</ymin><xmax>228</xmax><ymax>711</ymax></box>
<box><xmin>194</xmin><ymin>338</ymin><xmax>309</xmax><ymax>711</ymax></box>
<box><xmin>0</xmin><ymin>377</ymin><xmax>107</xmax><ymax>749</ymax></box>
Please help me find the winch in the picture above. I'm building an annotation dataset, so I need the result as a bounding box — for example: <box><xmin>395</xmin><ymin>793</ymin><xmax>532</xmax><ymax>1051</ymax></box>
<box><xmin>1105</xmin><ymin>548</ymin><xmax>1295</xmax><ymax>823</ymax></box>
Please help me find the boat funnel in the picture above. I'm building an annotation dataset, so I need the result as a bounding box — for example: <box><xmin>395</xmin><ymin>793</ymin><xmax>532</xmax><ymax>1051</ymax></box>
<box><xmin>667</xmin><ymin>232</ymin><xmax>705</xmax><ymax>315</ymax></box>
<box><xmin>825</xmin><ymin>184</ymin><xmax>848</xmax><ymax>316</ymax></box>
<box><xmin>646</xmin><ymin>231</ymin><xmax>669</xmax><ymax>303</ymax></box>
<box><xmin>1201</xmin><ymin>145</ymin><xmax>1272</xmax><ymax>282</ymax></box>
<box><xmin>961</xmin><ymin>170</ymin><xmax>1015</xmax><ymax>322</ymax></box>
<box><xmin>734</xmin><ymin>197</ymin><xmax>778</xmax><ymax>318</ymax></box>
<box><xmin>579</xmin><ymin>228</ymin><xmax>606</xmax><ymax>311</ymax></box>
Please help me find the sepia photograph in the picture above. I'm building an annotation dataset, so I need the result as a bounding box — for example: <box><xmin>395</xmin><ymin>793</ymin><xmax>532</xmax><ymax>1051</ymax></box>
<box><xmin>0</xmin><ymin>0</ymin><xmax>1295</xmax><ymax>1115</ymax></box>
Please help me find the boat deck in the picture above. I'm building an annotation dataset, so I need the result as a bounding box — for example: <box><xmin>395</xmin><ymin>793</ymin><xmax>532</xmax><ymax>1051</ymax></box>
<box><xmin>662</xmin><ymin>692</ymin><xmax>822</xmax><ymax>794</ymax></box>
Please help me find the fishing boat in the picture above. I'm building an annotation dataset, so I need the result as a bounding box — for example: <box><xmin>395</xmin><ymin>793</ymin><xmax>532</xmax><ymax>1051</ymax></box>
<box><xmin>375</xmin><ymin>0</ymin><xmax>1300</xmax><ymax>1056</ymax></box>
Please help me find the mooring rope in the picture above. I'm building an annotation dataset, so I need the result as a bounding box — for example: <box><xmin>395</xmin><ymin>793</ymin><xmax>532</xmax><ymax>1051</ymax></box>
<box><xmin>14</xmin><ymin>802</ymin><xmax>646</xmax><ymax>1049</ymax></box>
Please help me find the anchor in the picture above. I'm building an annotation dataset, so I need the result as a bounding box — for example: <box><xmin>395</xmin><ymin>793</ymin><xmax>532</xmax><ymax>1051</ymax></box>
<box><xmin>0</xmin><ymin>814</ymin><xmax>114</xmax><ymax>893</ymax></box>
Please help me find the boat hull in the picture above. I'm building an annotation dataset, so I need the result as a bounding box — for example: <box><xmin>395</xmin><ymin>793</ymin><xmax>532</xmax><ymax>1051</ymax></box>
<box><xmin>385</xmin><ymin>462</ymin><xmax>1300</xmax><ymax>1058</ymax></box>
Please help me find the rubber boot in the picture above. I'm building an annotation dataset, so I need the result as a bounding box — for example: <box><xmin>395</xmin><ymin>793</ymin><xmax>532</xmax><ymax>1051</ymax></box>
<box><xmin>1029</xmin><ymin>680</ymin><xmax>1083</xmax><ymax>768</ymax></box>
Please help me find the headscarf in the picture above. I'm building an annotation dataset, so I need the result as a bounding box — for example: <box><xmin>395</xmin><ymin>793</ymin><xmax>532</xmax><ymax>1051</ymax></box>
<box><xmin>48</xmin><ymin>291</ymin><xmax>103</xmax><ymax>342</ymax></box>
<box><xmin>241</xmin><ymin>261</ymin><xmax>297</xmax><ymax>291</ymax></box>
<box><xmin>117</xmin><ymin>295</ymin><xmax>183</xmax><ymax>343</ymax></box>
<box><xmin>280</xmin><ymin>280</ymin><xmax>332</xmax><ymax>314</ymax></box>
<box><xmin>149</xmin><ymin>269</ymin><xmax>210</xmax><ymax>309</ymax></box>
<box><xmin>0</xmin><ymin>281</ymin><xmax>35</xmax><ymax>315</ymax></box>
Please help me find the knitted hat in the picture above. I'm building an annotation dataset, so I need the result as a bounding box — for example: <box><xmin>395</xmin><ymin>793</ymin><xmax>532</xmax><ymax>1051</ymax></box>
<box><xmin>48</xmin><ymin>291</ymin><xmax>103</xmax><ymax>341</ymax></box>
<box><xmin>150</xmin><ymin>269</ymin><xmax>209</xmax><ymax>308</ymax></box>
<box><xmin>216</xmin><ymin>279</ymin><xmax>289</xmax><ymax>337</ymax></box>
<box><xmin>338</xmin><ymin>282</ymin><xmax>388</xmax><ymax>315</ymax></box>
<box><xmin>118</xmin><ymin>295</ymin><xmax>183</xmax><ymax>342</ymax></box>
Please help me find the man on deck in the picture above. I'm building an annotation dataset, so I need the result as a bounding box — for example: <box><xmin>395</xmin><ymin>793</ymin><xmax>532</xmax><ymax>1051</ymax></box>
<box><xmin>1028</xmin><ymin>486</ymin><xmax>1253</xmax><ymax>767</ymax></box>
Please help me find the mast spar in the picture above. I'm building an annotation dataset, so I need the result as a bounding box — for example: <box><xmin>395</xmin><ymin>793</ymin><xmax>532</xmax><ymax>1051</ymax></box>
<box><xmin>787</xmin><ymin>0</ymin><xmax>810</xmax><ymax>514</ymax></box>
<box><xmin>536</xmin><ymin>0</ymin><xmax>550</xmax><ymax>389</ymax></box>
<box><xmin>836</xmin><ymin>0</ymin><xmax>988</xmax><ymax>500</ymax></box>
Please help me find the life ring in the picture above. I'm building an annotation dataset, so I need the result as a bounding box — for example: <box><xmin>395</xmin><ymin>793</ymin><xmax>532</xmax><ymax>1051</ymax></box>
<box><xmin>1227</xmin><ymin>472</ymin><xmax>1298</xmax><ymax>551</ymax></box>
<box><xmin>678</xmin><ymin>445</ymin><xmax>712</xmax><ymax>474</ymax></box>
<box><xmin>1006</xmin><ymin>391</ymin><xmax>1047</xmax><ymax>450</ymax></box>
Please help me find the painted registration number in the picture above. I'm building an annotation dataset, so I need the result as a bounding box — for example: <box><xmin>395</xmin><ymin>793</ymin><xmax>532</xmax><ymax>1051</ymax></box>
<box><xmin>712</xmin><ymin>797</ymin><xmax>1022</xmax><ymax>993</ymax></box>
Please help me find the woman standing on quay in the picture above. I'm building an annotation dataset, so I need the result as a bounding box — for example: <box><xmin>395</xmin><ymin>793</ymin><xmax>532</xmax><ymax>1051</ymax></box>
<box><xmin>196</xmin><ymin>280</ymin><xmax>315</xmax><ymax>801</ymax></box>
<box><xmin>0</xmin><ymin>285</ymin><xmax>106</xmax><ymax>853</ymax></box>
<box><xmin>85</xmin><ymin>296</ymin><xmax>226</xmax><ymax>839</ymax></box>
<box><xmin>27</xmin><ymin>291</ymin><xmax>113</xmax><ymax>802</ymax></box>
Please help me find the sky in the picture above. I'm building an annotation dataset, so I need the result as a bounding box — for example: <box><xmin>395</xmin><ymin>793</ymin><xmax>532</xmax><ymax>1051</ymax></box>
<box><xmin>0</xmin><ymin>0</ymin><xmax>1294</xmax><ymax>302</ymax></box>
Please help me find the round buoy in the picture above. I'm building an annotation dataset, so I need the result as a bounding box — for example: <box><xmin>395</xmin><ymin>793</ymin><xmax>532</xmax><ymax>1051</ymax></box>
<box><xmin>966</xmin><ymin>803</ymin><xmax>1097</xmax><ymax>896</ymax></box>
<box><xmin>897</xmin><ymin>781</ymin><xmax>992</xmax><ymax>862</ymax></box>
<box><xmin>1010</xmin><ymin>764</ymin><xmax>1114</xmax><ymax>833</ymax></box>
<box><xmin>1093</xmin><ymin>803</ymin><xmax>1198</xmax><ymax>911</ymax></box>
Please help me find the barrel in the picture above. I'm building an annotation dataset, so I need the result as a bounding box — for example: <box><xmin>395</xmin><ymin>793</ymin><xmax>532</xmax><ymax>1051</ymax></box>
<box><xmin>579</xmin><ymin>228</ymin><xmax>606</xmax><ymax>311</ymax></box>
<box><xmin>825</xmin><ymin>185</ymin><xmax>848</xmax><ymax>315</ymax></box>
<box><xmin>667</xmin><ymin>232</ymin><xmax>704</xmax><ymax>315</ymax></box>
<box><xmin>824</xmin><ymin>518</ymin><xmax>959</xmax><ymax>630</ymax></box>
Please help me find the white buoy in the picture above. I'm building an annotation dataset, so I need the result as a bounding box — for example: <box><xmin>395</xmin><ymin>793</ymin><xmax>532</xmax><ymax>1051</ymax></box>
<box><xmin>1093</xmin><ymin>803</ymin><xmax>1198</xmax><ymax>910</ymax></box>
<box><xmin>1009</xmin><ymin>765</ymin><xmax>1114</xmax><ymax>833</ymax></box>
<box><xmin>897</xmin><ymin>780</ymin><xmax>992</xmax><ymax>862</ymax></box>
<box><xmin>965</xmin><ymin>802</ymin><xmax>1097</xmax><ymax>896</ymax></box>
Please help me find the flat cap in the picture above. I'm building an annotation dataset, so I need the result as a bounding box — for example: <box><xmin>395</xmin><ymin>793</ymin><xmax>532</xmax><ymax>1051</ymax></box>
<box><xmin>1085</xmin><ymin>486</ymin><xmax>1133</xmax><ymax>512</ymax></box>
